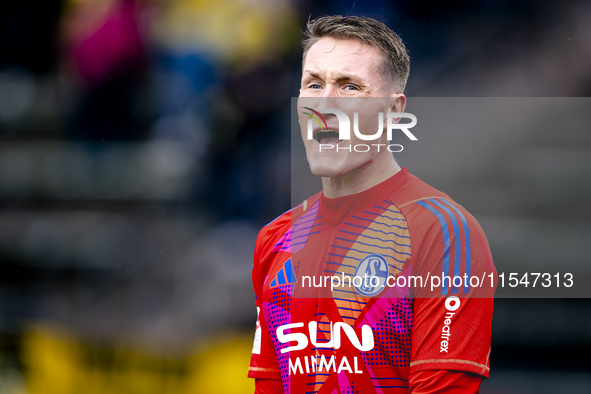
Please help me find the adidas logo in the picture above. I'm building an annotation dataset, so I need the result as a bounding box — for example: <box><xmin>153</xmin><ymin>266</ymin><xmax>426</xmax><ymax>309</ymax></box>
<box><xmin>270</xmin><ymin>258</ymin><xmax>297</xmax><ymax>287</ymax></box>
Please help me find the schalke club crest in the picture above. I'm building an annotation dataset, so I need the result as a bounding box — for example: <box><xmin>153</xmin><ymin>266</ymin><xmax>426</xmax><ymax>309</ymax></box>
<box><xmin>353</xmin><ymin>254</ymin><xmax>389</xmax><ymax>296</ymax></box>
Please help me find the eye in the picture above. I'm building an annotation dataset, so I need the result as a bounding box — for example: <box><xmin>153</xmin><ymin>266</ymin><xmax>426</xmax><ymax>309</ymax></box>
<box><xmin>309</xmin><ymin>83</ymin><xmax>322</xmax><ymax>89</ymax></box>
<box><xmin>345</xmin><ymin>85</ymin><xmax>359</xmax><ymax>91</ymax></box>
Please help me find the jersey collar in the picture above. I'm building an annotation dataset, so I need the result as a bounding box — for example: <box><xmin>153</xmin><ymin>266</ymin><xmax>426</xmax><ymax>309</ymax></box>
<box><xmin>318</xmin><ymin>167</ymin><xmax>412</xmax><ymax>226</ymax></box>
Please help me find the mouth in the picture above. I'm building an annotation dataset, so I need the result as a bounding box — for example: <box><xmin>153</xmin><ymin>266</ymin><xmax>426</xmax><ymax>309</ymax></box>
<box><xmin>315</xmin><ymin>130</ymin><xmax>343</xmax><ymax>145</ymax></box>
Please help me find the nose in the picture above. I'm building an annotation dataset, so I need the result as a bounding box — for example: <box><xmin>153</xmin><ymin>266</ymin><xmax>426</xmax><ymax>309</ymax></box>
<box><xmin>316</xmin><ymin>86</ymin><xmax>340</xmax><ymax>112</ymax></box>
<box><xmin>321</xmin><ymin>84</ymin><xmax>339</xmax><ymax>98</ymax></box>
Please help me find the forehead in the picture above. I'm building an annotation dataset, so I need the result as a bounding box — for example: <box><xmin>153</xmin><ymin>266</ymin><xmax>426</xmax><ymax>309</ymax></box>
<box><xmin>303</xmin><ymin>37</ymin><xmax>383</xmax><ymax>80</ymax></box>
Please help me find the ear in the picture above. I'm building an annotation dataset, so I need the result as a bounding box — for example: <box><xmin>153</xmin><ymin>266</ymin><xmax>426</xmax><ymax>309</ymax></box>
<box><xmin>389</xmin><ymin>93</ymin><xmax>406</xmax><ymax>113</ymax></box>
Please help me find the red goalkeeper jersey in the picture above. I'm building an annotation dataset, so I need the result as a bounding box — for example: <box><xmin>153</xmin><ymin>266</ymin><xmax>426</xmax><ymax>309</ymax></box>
<box><xmin>248</xmin><ymin>168</ymin><xmax>497</xmax><ymax>393</ymax></box>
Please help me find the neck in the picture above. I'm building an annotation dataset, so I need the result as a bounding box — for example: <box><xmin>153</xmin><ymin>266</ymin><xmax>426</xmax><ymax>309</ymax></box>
<box><xmin>321</xmin><ymin>155</ymin><xmax>401</xmax><ymax>198</ymax></box>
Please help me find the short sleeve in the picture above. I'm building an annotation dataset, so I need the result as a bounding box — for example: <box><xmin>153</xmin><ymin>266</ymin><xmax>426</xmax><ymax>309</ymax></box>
<box><xmin>409</xmin><ymin>370</ymin><xmax>483</xmax><ymax>393</ymax></box>
<box><xmin>405</xmin><ymin>198</ymin><xmax>497</xmax><ymax>378</ymax></box>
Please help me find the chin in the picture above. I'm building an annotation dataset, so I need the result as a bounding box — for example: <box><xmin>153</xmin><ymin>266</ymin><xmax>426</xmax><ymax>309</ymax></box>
<box><xmin>310</xmin><ymin>166</ymin><xmax>336</xmax><ymax>178</ymax></box>
<box><xmin>309</xmin><ymin>163</ymin><xmax>341</xmax><ymax>178</ymax></box>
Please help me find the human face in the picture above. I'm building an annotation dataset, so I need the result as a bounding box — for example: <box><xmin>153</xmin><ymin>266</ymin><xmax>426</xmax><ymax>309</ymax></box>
<box><xmin>298</xmin><ymin>37</ymin><xmax>405</xmax><ymax>178</ymax></box>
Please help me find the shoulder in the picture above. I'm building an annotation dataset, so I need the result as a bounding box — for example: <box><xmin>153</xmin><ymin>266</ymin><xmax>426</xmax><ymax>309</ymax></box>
<box><xmin>390</xmin><ymin>174</ymin><xmax>492</xmax><ymax>261</ymax></box>
<box><xmin>404</xmin><ymin>195</ymin><xmax>487</xmax><ymax>249</ymax></box>
<box><xmin>387</xmin><ymin>174</ymin><xmax>479</xmax><ymax>234</ymax></box>
<box><xmin>252</xmin><ymin>193</ymin><xmax>322</xmax><ymax>292</ymax></box>
<box><xmin>388</xmin><ymin>174</ymin><xmax>452</xmax><ymax>213</ymax></box>
<box><xmin>255</xmin><ymin>192</ymin><xmax>322</xmax><ymax>256</ymax></box>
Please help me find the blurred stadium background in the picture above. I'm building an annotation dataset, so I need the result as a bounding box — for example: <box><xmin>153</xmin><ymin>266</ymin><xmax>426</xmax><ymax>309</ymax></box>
<box><xmin>0</xmin><ymin>0</ymin><xmax>590</xmax><ymax>393</ymax></box>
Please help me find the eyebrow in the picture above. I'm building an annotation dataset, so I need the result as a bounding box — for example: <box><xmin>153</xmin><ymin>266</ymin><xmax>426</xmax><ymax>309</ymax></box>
<box><xmin>303</xmin><ymin>70</ymin><xmax>362</xmax><ymax>84</ymax></box>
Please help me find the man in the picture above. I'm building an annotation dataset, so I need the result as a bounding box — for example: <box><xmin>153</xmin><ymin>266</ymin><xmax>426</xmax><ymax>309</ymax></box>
<box><xmin>248</xmin><ymin>15</ymin><xmax>496</xmax><ymax>393</ymax></box>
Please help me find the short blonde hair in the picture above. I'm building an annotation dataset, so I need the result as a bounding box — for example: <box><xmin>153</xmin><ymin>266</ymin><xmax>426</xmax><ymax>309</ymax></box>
<box><xmin>302</xmin><ymin>15</ymin><xmax>410</xmax><ymax>92</ymax></box>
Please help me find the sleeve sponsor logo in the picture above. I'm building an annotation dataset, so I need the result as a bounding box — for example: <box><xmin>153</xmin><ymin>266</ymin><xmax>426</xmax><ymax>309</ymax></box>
<box><xmin>440</xmin><ymin>296</ymin><xmax>460</xmax><ymax>353</ymax></box>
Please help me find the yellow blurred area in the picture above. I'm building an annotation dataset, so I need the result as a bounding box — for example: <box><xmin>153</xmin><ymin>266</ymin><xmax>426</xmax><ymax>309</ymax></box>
<box><xmin>151</xmin><ymin>0</ymin><xmax>299</xmax><ymax>67</ymax></box>
<box><xmin>22</xmin><ymin>325</ymin><xmax>255</xmax><ymax>394</ymax></box>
